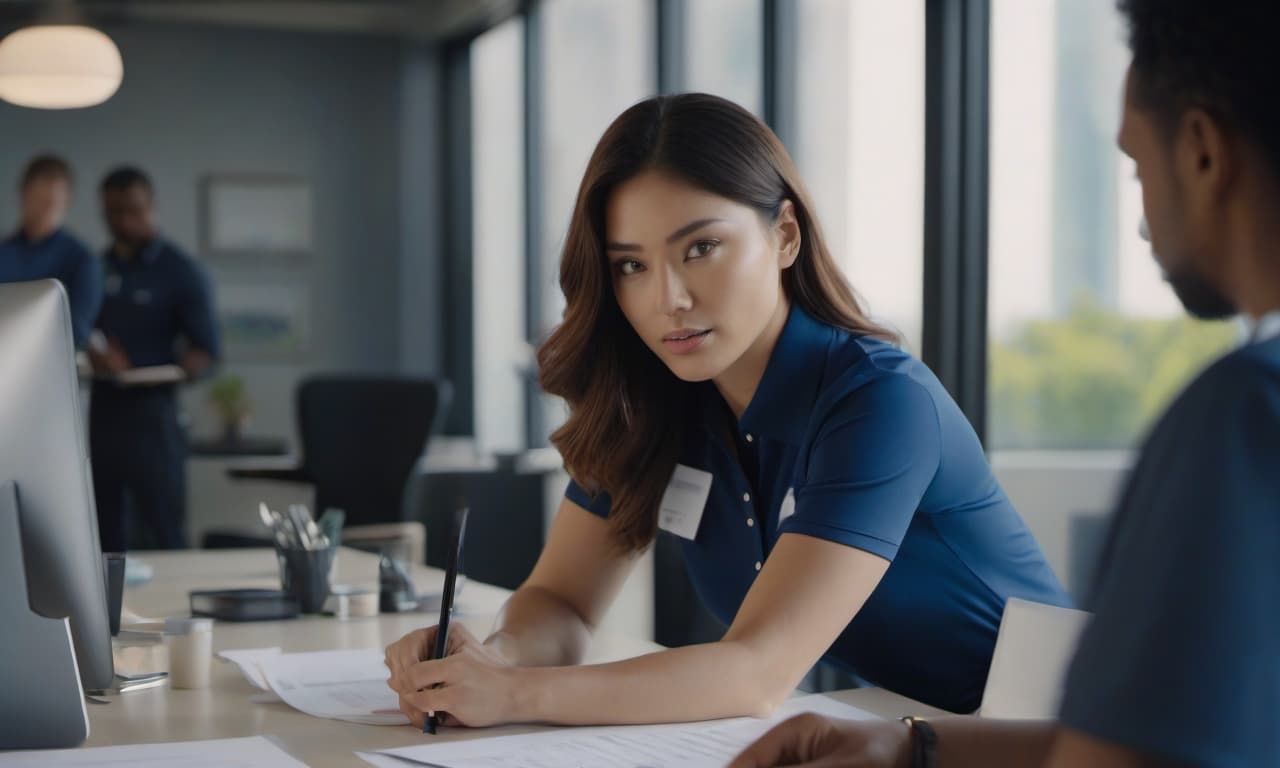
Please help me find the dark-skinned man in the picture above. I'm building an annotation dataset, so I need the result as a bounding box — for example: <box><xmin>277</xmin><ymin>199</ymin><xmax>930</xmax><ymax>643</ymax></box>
<box><xmin>89</xmin><ymin>166</ymin><xmax>220</xmax><ymax>552</ymax></box>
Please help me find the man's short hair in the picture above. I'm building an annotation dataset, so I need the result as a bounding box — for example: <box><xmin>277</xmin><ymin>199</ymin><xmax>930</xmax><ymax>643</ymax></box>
<box><xmin>1118</xmin><ymin>0</ymin><xmax>1280</xmax><ymax>181</ymax></box>
<box><xmin>100</xmin><ymin>166</ymin><xmax>154</xmax><ymax>196</ymax></box>
<box><xmin>20</xmin><ymin>154</ymin><xmax>73</xmax><ymax>189</ymax></box>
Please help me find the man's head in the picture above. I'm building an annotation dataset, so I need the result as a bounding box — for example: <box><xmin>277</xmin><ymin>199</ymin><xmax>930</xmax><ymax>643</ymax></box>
<box><xmin>18</xmin><ymin>154</ymin><xmax>73</xmax><ymax>240</ymax></box>
<box><xmin>100</xmin><ymin>166</ymin><xmax>156</xmax><ymax>249</ymax></box>
<box><xmin>1117</xmin><ymin>0</ymin><xmax>1280</xmax><ymax>319</ymax></box>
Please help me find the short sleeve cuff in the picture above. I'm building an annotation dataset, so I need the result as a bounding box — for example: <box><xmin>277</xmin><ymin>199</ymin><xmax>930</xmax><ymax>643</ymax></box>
<box><xmin>564</xmin><ymin>479</ymin><xmax>611</xmax><ymax>519</ymax></box>
<box><xmin>777</xmin><ymin>517</ymin><xmax>900</xmax><ymax>561</ymax></box>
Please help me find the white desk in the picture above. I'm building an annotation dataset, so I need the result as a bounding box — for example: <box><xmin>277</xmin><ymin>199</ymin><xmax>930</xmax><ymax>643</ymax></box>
<box><xmin>88</xmin><ymin>548</ymin><xmax>941</xmax><ymax>766</ymax></box>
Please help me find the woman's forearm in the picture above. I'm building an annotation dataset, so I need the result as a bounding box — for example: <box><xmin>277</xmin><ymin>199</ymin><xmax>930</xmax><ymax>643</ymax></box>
<box><xmin>485</xmin><ymin>585</ymin><xmax>596</xmax><ymax>667</ymax></box>
<box><xmin>512</xmin><ymin>641</ymin><xmax>777</xmax><ymax>726</ymax></box>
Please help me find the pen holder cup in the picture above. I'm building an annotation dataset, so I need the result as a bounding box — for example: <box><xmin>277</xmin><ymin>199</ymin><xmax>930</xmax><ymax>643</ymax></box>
<box><xmin>277</xmin><ymin>546</ymin><xmax>337</xmax><ymax>614</ymax></box>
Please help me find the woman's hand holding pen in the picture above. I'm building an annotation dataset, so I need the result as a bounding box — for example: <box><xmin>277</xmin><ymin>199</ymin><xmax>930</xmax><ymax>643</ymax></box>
<box><xmin>385</xmin><ymin>624</ymin><xmax>522</xmax><ymax>729</ymax></box>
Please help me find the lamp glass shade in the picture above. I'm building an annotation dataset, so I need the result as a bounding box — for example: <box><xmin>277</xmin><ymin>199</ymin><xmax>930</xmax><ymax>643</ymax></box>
<box><xmin>0</xmin><ymin>25</ymin><xmax>123</xmax><ymax>109</ymax></box>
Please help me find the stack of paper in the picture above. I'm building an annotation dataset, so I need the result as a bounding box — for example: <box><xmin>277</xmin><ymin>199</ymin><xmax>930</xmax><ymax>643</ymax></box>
<box><xmin>218</xmin><ymin>646</ymin><xmax>283</xmax><ymax>690</ymax></box>
<box><xmin>357</xmin><ymin>694</ymin><xmax>880</xmax><ymax>768</ymax></box>
<box><xmin>222</xmin><ymin>647</ymin><xmax>407</xmax><ymax>726</ymax></box>
<box><xmin>0</xmin><ymin>736</ymin><xmax>306</xmax><ymax>767</ymax></box>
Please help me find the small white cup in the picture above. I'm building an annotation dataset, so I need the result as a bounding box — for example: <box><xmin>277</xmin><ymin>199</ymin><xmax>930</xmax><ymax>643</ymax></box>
<box><xmin>165</xmin><ymin>617</ymin><xmax>213</xmax><ymax>689</ymax></box>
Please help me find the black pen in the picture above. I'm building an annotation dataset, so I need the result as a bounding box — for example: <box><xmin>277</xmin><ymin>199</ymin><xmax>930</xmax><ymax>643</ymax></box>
<box><xmin>424</xmin><ymin>507</ymin><xmax>469</xmax><ymax>734</ymax></box>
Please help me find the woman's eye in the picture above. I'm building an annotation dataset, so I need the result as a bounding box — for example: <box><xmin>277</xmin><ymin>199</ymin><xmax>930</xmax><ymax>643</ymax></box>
<box><xmin>618</xmin><ymin>259</ymin><xmax>644</xmax><ymax>276</ymax></box>
<box><xmin>688</xmin><ymin>239</ymin><xmax>719</xmax><ymax>259</ymax></box>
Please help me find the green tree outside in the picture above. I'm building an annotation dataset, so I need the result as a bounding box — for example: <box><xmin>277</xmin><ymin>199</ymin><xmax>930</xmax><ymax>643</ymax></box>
<box><xmin>990</xmin><ymin>300</ymin><xmax>1237</xmax><ymax>449</ymax></box>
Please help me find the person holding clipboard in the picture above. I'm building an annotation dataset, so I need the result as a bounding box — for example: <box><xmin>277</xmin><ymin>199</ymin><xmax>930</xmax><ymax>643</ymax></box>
<box><xmin>89</xmin><ymin>167</ymin><xmax>221</xmax><ymax>552</ymax></box>
<box><xmin>384</xmin><ymin>94</ymin><xmax>1067</xmax><ymax>730</ymax></box>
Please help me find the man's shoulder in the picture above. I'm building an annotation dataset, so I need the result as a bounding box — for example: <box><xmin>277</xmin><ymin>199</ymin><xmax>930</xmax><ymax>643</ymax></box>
<box><xmin>54</xmin><ymin>230</ymin><xmax>95</xmax><ymax>262</ymax></box>
<box><xmin>1163</xmin><ymin>340</ymin><xmax>1280</xmax><ymax>424</ymax></box>
<box><xmin>154</xmin><ymin>241</ymin><xmax>209</xmax><ymax>282</ymax></box>
<box><xmin>154</xmin><ymin>238</ymin><xmax>194</xmax><ymax>264</ymax></box>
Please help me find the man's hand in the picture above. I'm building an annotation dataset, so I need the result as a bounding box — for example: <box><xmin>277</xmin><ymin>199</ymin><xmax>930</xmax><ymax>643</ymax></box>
<box><xmin>180</xmin><ymin>348</ymin><xmax>212</xmax><ymax>381</ymax></box>
<box><xmin>729</xmin><ymin>713</ymin><xmax>911</xmax><ymax>768</ymax></box>
<box><xmin>90</xmin><ymin>338</ymin><xmax>132</xmax><ymax>376</ymax></box>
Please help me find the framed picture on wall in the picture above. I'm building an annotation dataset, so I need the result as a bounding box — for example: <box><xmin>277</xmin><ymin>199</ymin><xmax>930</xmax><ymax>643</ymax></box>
<box><xmin>217</xmin><ymin>279</ymin><xmax>310</xmax><ymax>362</ymax></box>
<box><xmin>201</xmin><ymin>175</ymin><xmax>312</xmax><ymax>256</ymax></box>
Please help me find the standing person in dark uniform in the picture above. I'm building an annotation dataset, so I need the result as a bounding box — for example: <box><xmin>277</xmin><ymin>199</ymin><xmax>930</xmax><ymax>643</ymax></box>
<box><xmin>88</xmin><ymin>167</ymin><xmax>220</xmax><ymax>552</ymax></box>
<box><xmin>0</xmin><ymin>154</ymin><xmax>102</xmax><ymax>348</ymax></box>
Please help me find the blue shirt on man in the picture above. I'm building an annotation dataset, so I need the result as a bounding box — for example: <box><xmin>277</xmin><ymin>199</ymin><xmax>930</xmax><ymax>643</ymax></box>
<box><xmin>1059</xmin><ymin>334</ymin><xmax>1280</xmax><ymax>768</ymax></box>
<box><xmin>567</xmin><ymin>305</ymin><xmax>1068</xmax><ymax>713</ymax></box>
<box><xmin>94</xmin><ymin>237</ymin><xmax>220</xmax><ymax>370</ymax></box>
<box><xmin>0</xmin><ymin>227</ymin><xmax>102</xmax><ymax>347</ymax></box>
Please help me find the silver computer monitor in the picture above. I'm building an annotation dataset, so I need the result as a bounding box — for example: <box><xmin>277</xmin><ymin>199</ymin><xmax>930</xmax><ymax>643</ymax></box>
<box><xmin>0</xmin><ymin>280</ymin><xmax>113</xmax><ymax>689</ymax></box>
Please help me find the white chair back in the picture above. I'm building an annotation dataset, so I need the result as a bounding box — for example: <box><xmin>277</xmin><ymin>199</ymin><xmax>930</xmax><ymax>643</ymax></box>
<box><xmin>979</xmin><ymin>597</ymin><xmax>1092</xmax><ymax>719</ymax></box>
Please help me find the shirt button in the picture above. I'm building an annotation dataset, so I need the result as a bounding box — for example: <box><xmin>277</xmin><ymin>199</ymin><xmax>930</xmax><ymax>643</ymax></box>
<box><xmin>754</xmin><ymin>561</ymin><xmax>762</xmax><ymax>572</ymax></box>
<box><xmin>742</xmin><ymin>492</ymin><xmax>751</xmax><ymax>503</ymax></box>
<box><xmin>745</xmin><ymin>433</ymin><xmax>754</xmax><ymax>443</ymax></box>
<box><xmin>746</xmin><ymin>517</ymin><xmax>755</xmax><ymax>527</ymax></box>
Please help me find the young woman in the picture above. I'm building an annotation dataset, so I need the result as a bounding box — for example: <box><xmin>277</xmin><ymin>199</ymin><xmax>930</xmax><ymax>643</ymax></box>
<box><xmin>384</xmin><ymin>93</ymin><xmax>1068</xmax><ymax>728</ymax></box>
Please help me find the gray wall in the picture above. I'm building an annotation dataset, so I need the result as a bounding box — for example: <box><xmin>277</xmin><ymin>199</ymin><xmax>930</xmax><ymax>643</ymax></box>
<box><xmin>0</xmin><ymin>20</ymin><xmax>442</xmax><ymax>442</ymax></box>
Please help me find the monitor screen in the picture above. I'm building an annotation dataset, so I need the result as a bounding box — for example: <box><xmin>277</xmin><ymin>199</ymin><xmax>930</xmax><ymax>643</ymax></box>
<box><xmin>0</xmin><ymin>280</ymin><xmax>113</xmax><ymax>689</ymax></box>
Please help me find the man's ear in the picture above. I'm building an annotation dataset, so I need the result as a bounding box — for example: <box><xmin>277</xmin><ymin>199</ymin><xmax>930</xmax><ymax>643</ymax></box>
<box><xmin>1176</xmin><ymin>107</ymin><xmax>1236</xmax><ymax>208</ymax></box>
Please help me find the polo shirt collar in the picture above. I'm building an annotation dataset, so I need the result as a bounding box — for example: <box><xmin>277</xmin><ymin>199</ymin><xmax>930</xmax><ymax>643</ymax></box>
<box><xmin>6</xmin><ymin>226</ymin><xmax>63</xmax><ymax>248</ymax></box>
<box><xmin>1251</xmin><ymin>311</ymin><xmax>1280</xmax><ymax>345</ymax></box>
<box><xmin>138</xmin><ymin>238</ymin><xmax>164</xmax><ymax>265</ymax></box>
<box><xmin>108</xmin><ymin>237</ymin><xmax>164</xmax><ymax>267</ymax></box>
<box><xmin>735</xmin><ymin>304</ymin><xmax>831</xmax><ymax>446</ymax></box>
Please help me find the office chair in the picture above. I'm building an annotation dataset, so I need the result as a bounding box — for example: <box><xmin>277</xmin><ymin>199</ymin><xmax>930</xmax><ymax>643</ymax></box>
<box><xmin>204</xmin><ymin>375</ymin><xmax>451</xmax><ymax>562</ymax></box>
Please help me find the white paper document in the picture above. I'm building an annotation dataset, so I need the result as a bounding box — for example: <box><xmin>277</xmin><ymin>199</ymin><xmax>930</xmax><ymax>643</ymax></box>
<box><xmin>259</xmin><ymin>648</ymin><xmax>407</xmax><ymax>726</ymax></box>
<box><xmin>218</xmin><ymin>646</ymin><xmax>284</xmax><ymax>690</ymax></box>
<box><xmin>0</xmin><ymin>736</ymin><xmax>306</xmax><ymax>767</ymax></box>
<box><xmin>357</xmin><ymin>694</ymin><xmax>879</xmax><ymax>768</ymax></box>
<box><xmin>111</xmin><ymin>364</ymin><xmax>186</xmax><ymax>387</ymax></box>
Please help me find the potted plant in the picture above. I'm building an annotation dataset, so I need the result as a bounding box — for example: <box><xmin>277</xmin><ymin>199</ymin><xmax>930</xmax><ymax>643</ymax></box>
<box><xmin>208</xmin><ymin>373</ymin><xmax>251</xmax><ymax>444</ymax></box>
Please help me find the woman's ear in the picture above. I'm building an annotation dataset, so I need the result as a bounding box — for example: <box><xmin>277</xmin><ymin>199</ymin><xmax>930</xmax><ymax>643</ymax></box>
<box><xmin>774</xmin><ymin>199</ymin><xmax>802</xmax><ymax>269</ymax></box>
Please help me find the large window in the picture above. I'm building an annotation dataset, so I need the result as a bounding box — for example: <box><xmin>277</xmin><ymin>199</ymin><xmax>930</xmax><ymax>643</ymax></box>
<box><xmin>683</xmin><ymin>0</ymin><xmax>763</xmax><ymax>116</ymax></box>
<box><xmin>472</xmin><ymin>18</ymin><xmax>526</xmax><ymax>453</ymax></box>
<box><xmin>535</xmin><ymin>0</ymin><xmax>657</xmax><ymax>442</ymax></box>
<box><xmin>791</xmin><ymin>0</ymin><xmax>925</xmax><ymax>352</ymax></box>
<box><xmin>987</xmin><ymin>0</ymin><xmax>1235</xmax><ymax>451</ymax></box>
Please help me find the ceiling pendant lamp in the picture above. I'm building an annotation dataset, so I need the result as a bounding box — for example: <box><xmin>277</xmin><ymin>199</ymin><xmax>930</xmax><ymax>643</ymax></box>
<box><xmin>0</xmin><ymin>4</ymin><xmax>122</xmax><ymax>110</ymax></box>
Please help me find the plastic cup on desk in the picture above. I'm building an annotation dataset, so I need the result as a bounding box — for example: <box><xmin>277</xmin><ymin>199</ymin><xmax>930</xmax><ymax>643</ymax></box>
<box><xmin>277</xmin><ymin>546</ymin><xmax>337</xmax><ymax>614</ymax></box>
<box><xmin>164</xmin><ymin>617</ymin><xmax>213</xmax><ymax>689</ymax></box>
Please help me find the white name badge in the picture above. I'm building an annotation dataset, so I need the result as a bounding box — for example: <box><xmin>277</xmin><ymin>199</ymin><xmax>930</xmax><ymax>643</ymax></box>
<box><xmin>658</xmin><ymin>464</ymin><xmax>712</xmax><ymax>540</ymax></box>
<box><xmin>777</xmin><ymin>487</ymin><xmax>796</xmax><ymax>529</ymax></box>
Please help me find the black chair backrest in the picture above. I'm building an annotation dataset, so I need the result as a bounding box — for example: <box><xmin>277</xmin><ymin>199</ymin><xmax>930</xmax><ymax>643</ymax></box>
<box><xmin>297</xmin><ymin>376</ymin><xmax>451</xmax><ymax>528</ymax></box>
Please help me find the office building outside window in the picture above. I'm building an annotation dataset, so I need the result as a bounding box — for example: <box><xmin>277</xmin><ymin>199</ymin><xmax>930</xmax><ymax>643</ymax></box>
<box><xmin>988</xmin><ymin>0</ymin><xmax>1235</xmax><ymax>451</ymax></box>
<box><xmin>536</xmin><ymin>0</ymin><xmax>656</xmax><ymax>443</ymax></box>
<box><xmin>683</xmin><ymin>0</ymin><xmax>764</xmax><ymax>117</ymax></box>
<box><xmin>791</xmin><ymin>0</ymin><xmax>925</xmax><ymax>352</ymax></box>
<box><xmin>472</xmin><ymin>18</ymin><xmax>526</xmax><ymax>453</ymax></box>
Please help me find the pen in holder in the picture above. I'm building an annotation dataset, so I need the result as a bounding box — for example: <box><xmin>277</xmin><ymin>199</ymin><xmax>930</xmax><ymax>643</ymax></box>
<box><xmin>262</xmin><ymin>502</ymin><xmax>335</xmax><ymax>615</ymax></box>
<box><xmin>276</xmin><ymin>545</ymin><xmax>336</xmax><ymax>614</ymax></box>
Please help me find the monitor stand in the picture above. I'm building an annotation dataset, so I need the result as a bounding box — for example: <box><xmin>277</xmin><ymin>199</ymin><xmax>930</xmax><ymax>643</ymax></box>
<box><xmin>0</xmin><ymin>481</ymin><xmax>90</xmax><ymax>749</ymax></box>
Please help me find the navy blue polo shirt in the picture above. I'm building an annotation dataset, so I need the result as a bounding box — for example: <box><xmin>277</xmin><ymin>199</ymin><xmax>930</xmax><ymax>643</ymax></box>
<box><xmin>567</xmin><ymin>306</ymin><xmax>1068</xmax><ymax>713</ymax></box>
<box><xmin>95</xmin><ymin>238</ymin><xmax>221</xmax><ymax>369</ymax></box>
<box><xmin>1059</xmin><ymin>334</ymin><xmax>1280</xmax><ymax>768</ymax></box>
<box><xmin>0</xmin><ymin>227</ymin><xmax>102</xmax><ymax>347</ymax></box>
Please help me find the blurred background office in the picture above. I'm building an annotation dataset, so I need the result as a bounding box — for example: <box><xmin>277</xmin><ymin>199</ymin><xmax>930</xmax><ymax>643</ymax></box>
<box><xmin>0</xmin><ymin>0</ymin><xmax>1236</xmax><ymax>652</ymax></box>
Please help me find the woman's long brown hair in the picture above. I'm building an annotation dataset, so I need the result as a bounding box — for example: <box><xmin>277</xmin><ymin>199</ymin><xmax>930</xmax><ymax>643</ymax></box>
<box><xmin>537</xmin><ymin>93</ymin><xmax>898</xmax><ymax>553</ymax></box>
